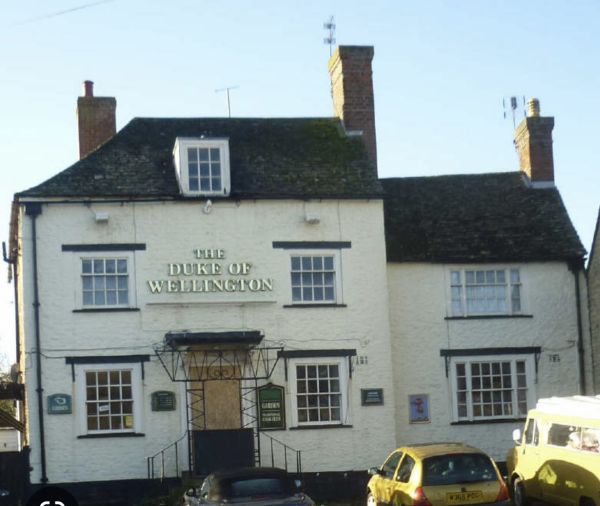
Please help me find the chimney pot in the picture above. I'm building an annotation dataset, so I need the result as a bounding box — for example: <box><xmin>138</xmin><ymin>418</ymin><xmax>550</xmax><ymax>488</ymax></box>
<box><xmin>514</xmin><ymin>99</ymin><xmax>555</xmax><ymax>187</ymax></box>
<box><xmin>83</xmin><ymin>80</ymin><xmax>94</xmax><ymax>97</ymax></box>
<box><xmin>527</xmin><ymin>98</ymin><xmax>540</xmax><ymax>117</ymax></box>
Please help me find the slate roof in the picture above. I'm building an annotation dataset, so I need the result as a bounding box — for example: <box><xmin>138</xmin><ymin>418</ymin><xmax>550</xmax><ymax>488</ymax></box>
<box><xmin>18</xmin><ymin>117</ymin><xmax>381</xmax><ymax>199</ymax></box>
<box><xmin>382</xmin><ymin>172</ymin><xmax>586</xmax><ymax>263</ymax></box>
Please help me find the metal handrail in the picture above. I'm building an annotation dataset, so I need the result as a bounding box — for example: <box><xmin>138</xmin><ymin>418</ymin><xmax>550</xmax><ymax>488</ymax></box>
<box><xmin>147</xmin><ymin>433</ymin><xmax>187</xmax><ymax>481</ymax></box>
<box><xmin>260</xmin><ymin>432</ymin><xmax>302</xmax><ymax>473</ymax></box>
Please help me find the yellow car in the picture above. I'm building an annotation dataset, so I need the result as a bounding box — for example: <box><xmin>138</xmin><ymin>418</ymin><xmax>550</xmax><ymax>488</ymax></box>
<box><xmin>366</xmin><ymin>443</ymin><xmax>509</xmax><ymax>506</ymax></box>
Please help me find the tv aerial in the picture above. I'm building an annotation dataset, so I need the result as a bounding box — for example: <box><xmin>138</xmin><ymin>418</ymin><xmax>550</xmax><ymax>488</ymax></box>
<box><xmin>323</xmin><ymin>16</ymin><xmax>336</xmax><ymax>56</ymax></box>
<box><xmin>502</xmin><ymin>95</ymin><xmax>526</xmax><ymax>129</ymax></box>
<box><xmin>215</xmin><ymin>85</ymin><xmax>239</xmax><ymax>118</ymax></box>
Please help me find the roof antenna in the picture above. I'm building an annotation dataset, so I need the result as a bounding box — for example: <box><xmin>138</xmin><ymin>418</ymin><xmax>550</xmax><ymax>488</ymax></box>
<box><xmin>502</xmin><ymin>95</ymin><xmax>526</xmax><ymax>129</ymax></box>
<box><xmin>215</xmin><ymin>85</ymin><xmax>239</xmax><ymax>118</ymax></box>
<box><xmin>323</xmin><ymin>16</ymin><xmax>336</xmax><ymax>57</ymax></box>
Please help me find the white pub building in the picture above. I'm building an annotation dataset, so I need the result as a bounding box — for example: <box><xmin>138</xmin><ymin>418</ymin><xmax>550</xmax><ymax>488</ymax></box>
<box><xmin>6</xmin><ymin>46</ymin><xmax>589</xmax><ymax>503</ymax></box>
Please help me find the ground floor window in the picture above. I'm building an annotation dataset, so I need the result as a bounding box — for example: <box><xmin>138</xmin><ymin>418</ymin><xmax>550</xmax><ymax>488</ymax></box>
<box><xmin>289</xmin><ymin>357</ymin><xmax>349</xmax><ymax>426</ymax></box>
<box><xmin>85</xmin><ymin>369</ymin><xmax>134</xmax><ymax>431</ymax></box>
<box><xmin>75</xmin><ymin>362</ymin><xmax>143</xmax><ymax>435</ymax></box>
<box><xmin>450</xmin><ymin>354</ymin><xmax>534</xmax><ymax>422</ymax></box>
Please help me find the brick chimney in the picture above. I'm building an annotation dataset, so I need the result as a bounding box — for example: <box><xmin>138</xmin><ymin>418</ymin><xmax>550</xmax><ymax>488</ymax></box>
<box><xmin>328</xmin><ymin>46</ymin><xmax>377</xmax><ymax>170</ymax></box>
<box><xmin>514</xmin><ymin>98</ymin><xmax>555</xmax><ymax>187</ymax></box>
<box><xmin>77</xmin><ymin>80</ymin><xmax>116</xmax><ymax>159</ymax></box>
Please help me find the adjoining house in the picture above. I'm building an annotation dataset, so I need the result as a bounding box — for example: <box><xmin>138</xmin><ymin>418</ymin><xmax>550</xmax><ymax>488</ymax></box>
<box><xmin>588</xmin><ymin>208</ymin><xmax>600</xmax><ymax>392</ymax></box>
<box><xmin>5</xmin><ymin>44</ymin><xmax>590</xmax><ymax>502</ymax></box>
<box><xmin>383</xmin><ymin>124</ymin><xmax>589</xmax><ymax>458</ymax></box>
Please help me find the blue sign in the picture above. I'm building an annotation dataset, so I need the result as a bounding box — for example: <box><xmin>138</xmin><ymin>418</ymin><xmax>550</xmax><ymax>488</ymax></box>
<box><xmin>409</xmin><ymin>394</ymin><xmax>430</xmax><ymax>423</ymax></box>
<box><xmin>48</xmin><ymin>393</ymin><xmax>72</xmax><ymax>414</ymax></box>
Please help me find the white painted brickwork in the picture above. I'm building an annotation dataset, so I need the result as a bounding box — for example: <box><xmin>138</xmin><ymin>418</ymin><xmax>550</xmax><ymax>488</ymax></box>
<box><xmin>20</xmin><ymin>199</ymin><xmax>396</xmax><ymax>483</ymax></box>
<box><xmin>387</xmin><ymin>262</ymin><xmax>587</xmax><ymax>461</ymax></box>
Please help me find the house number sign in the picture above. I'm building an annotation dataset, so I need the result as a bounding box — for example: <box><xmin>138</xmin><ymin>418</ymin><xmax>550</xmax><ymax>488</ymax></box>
<box><xmin>258</xmin><ymin>384</ymin><xmax>285</xmax><ymax>430</ymax></box>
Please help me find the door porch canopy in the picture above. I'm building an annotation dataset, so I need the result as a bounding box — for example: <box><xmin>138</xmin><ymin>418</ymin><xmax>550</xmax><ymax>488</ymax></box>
<box><xmin>154</xmin><ymin>331</ymin><xmax>282</xmax><ymax>382</ymax></box>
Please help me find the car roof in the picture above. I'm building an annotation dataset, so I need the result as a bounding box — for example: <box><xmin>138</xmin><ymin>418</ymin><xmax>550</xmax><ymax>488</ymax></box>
<box><xmin>394</xmin><ymin>443</ymin><xmax>489</xmax><ymax>460</ymax></box>
<box><xmin>205</xmin><ymin>467</ymin><xmax>293</xmax><ymax>502</ymax></box>
<box><xmin>209</xmin><ymin>467</ymin><xmax>290</xmax><ymax>482</ymax></box>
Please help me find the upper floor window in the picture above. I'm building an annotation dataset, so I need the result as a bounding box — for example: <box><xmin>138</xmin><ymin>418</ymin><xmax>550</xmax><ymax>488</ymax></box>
<box><xmin>173</xmin><ymin>138</ymin><xmax>230</xmax><ymax>196</ymax></box>
<box><xmin>290</xmin><ymin>254</ymin><xmax>338</xmax><ymax>304</ymax></box>
<box><xmin>450</xmin><ymin>268</ymin><xmax>522</xmax><ymax>316</ymax></box>
<box><xmin>82</xmin><ymin>258</ymin><xmax>130</xmax><ymax>307</ymax></box>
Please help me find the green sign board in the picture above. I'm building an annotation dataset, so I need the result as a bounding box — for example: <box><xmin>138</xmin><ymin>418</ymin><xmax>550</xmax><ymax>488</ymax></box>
<box><xmin>258</xmin><ymin>384</ymin><xmax>285</xmax><ymax>430</ymax></box>
<box><xmin>48</xmin><ymin>393</ymin><xmax>72</xmax><ymax>414</ymax></box>
<box><xmin>151</xmin><ymin>391</ymin><xmax>176</xmax><ymax>411</ymax></box>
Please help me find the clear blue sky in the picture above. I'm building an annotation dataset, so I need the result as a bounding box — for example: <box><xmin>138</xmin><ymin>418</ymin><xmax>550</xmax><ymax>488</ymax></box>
<box><xmin>1</xmin><ymin>0</ymin><xmax>599</xmax><ymax>364</ymax></box>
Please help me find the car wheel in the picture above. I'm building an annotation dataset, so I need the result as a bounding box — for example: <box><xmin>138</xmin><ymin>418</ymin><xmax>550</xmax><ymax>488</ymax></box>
<box><xmin>367</xmin><ymin>492</ymin><xmax>379</xmax><ymax>506</ymax></box>
<box><xmin>513</xmin><ymin>478</ymin><xmax>530</xmax><ymax>506</ymax></box>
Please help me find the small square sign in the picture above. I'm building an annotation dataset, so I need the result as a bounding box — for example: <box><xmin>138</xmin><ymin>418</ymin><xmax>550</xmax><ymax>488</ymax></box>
<box><xmin>361</xmin><ymin>388</ymin><xmax>384</xmax><ymax>406</ymax></box>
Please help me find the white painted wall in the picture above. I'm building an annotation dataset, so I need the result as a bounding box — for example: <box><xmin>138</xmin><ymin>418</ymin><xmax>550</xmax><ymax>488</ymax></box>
<box><xmin>387</xmin><ymin>262</ymin><xmax>584</xmax><ymax>461</ymax></box>
<box><xmin>19</xmin><ymin>198</ymin><xmax>396</xmax><ymax>483</ymax></box>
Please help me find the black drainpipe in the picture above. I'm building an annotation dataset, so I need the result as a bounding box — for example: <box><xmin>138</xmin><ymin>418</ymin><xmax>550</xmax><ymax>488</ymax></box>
<box><xmin>569</xmin><ymin>258</ymin><xmax>586</xmax><ymax>395</ymax></box>
<box><xmin>25</xmin><ymin>202</ymin><xmax>48</xmax><ymax>483</ymax></box>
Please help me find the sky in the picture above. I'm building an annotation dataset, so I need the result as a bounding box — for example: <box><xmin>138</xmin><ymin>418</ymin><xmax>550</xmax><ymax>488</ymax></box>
<box><xmin>0</xmin><ymin>0</ymin><xmax>599</xmax><ymax>365</ymax></box>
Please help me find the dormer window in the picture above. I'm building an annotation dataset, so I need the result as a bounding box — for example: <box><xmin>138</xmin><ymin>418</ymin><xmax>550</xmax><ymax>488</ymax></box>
<box><xmin>173</xmin><ymin>138</ymin><xmax>230</xmax><ymax>196</ymax></box>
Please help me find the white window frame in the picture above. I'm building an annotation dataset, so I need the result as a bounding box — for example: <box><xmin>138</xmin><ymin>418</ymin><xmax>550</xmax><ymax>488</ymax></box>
<box><xmin>173</xmin><ymin>137</ymin><xmax>230</xmax><ymax>197</ymax></box>
<box><xmin>448</xmin><ymin>266</ymin><xmax>523</xmax><ymax>317</ymax></box>
<box><xmin>449</xmin><ymin>354</ymin><xmax>535</xmax><ymax>422</ymax></box>
<box><xmin>288</xmin><ymin>250</ymin><xmax>342</xmax><ymax>305</ymax></box>
<box><xmin>288</xmin><ymin>357</ymin><xmax>349</xmax><ymax>427</ymax></box>
<box><xmin>75</xmin><ymin>362</ymin><xmax>143</xmax><ymax>435</ymax></box>
<box><xmin>75</xmin><ymin>252</ymin><xmax>136</xmax><ymax>309</ymax></box>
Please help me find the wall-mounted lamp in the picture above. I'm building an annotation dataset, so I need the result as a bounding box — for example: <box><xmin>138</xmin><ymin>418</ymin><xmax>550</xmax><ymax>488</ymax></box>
<box><xmin>304</xmin><ymin>212</ymin><xmax>320</xmax><ymax>225</ymax></box>
<box><xmin>95</xmin><ymin>211</ymin><xmax>110</xmax><ymax>223</ymax></box>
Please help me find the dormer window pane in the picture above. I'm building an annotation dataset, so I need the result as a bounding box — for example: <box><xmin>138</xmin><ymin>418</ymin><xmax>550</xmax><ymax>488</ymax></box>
<box><xmin>175</xmin><ymin>138</ymin><xmax>230</xmax><ymax>196</ymax></box>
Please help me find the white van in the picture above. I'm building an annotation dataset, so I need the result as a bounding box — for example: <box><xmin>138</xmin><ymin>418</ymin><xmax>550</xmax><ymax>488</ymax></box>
<box><xmin>507</xmin><ymin>396</ymin><xmax>600</xmax><ymax>506</ymax></box>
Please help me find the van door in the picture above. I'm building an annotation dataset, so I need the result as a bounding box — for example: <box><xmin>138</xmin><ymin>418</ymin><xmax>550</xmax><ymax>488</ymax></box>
<box><xmin>519</xmin><ymin>417</ymin><xmax>542</xmax><ymax>500</ymax></box>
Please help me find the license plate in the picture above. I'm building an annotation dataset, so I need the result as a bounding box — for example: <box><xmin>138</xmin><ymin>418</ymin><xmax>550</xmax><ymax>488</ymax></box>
<box><xmin>446</xmin><ymin>491</ymin><xmax>483</xmax><ymax>504</ymax></box>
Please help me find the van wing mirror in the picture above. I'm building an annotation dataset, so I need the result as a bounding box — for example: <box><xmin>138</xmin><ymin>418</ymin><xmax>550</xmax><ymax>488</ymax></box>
<box><xmin>512</xmin><ymin>428</ymin><xmax>522</xmax><ymax>445</ymax></box>
<box><xmin>368</xmin><ymin>467</ymin><xmax>383</xmax><ymax>476</ymax></box>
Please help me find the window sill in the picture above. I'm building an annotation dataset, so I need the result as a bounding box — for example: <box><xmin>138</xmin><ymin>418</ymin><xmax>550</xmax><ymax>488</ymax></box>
<box><xmin>73</xmin><ymin>308</ymin><xmax>140</xmax><ymax>313</ymax></box>
<box><xmin>78</xmin><ymin>432</ymin><xmax>145</xmax><ymax>439</ymax></box>
<box><xmin>283</xmin><ymin>304</ymin><xmax>347</xmax><ymax>309</ymax></box>
<box><xmin>445</xmin><ymin>314</ymin><xmax>533</xmax><ymax>321</ymax></box>
<box><xmin>289</xmin><ymin>424</ymin><xmax>353</xmax><ymax>430</ymax></box>
<box><xmin>451</xmin><ymin>418</ymin><xmax>526</xmax><ymax>426</ymax></box>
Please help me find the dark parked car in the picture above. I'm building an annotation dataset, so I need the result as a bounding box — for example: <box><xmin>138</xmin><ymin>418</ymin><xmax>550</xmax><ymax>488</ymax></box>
<box><xmin>183</xmin><ymin>467</ymin><xmax>314</xmax><ymax>506</ymax></box>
